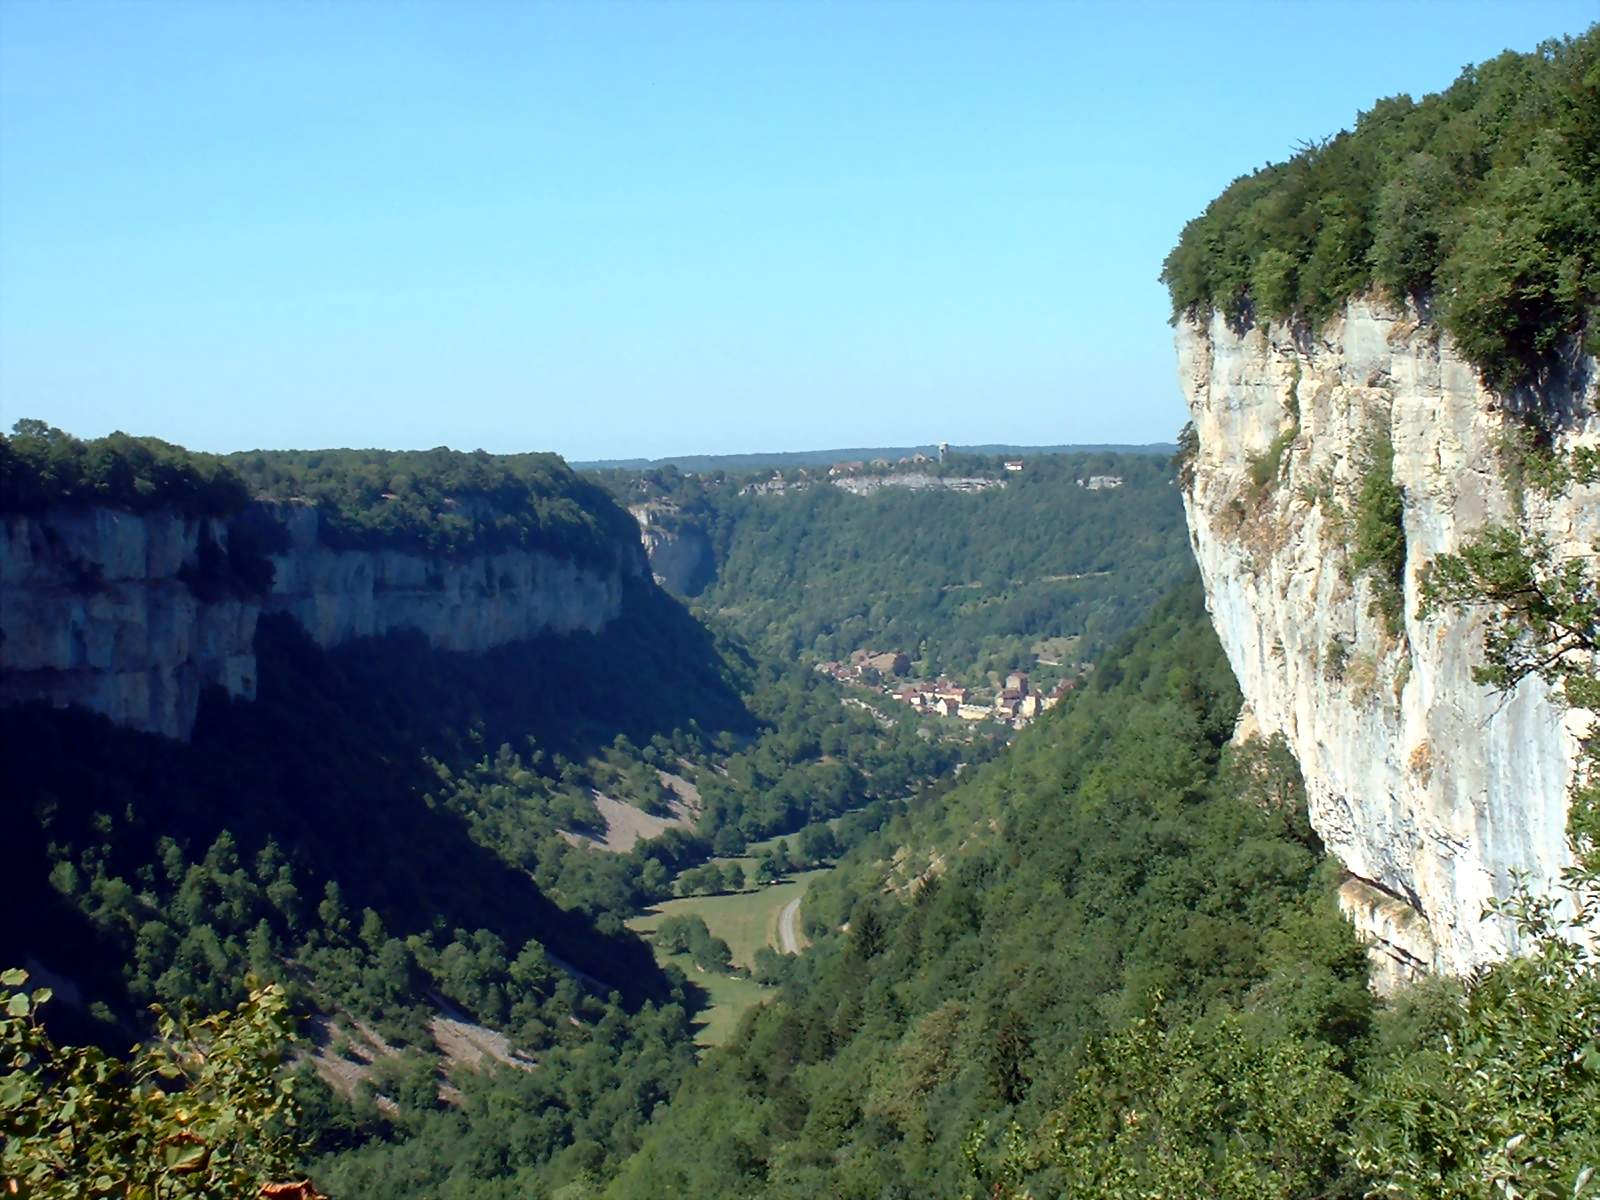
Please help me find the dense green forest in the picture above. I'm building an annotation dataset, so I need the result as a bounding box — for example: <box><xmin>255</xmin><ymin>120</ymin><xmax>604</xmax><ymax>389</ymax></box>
<box><xmin>594</xmin><ymin>451</ymin><xmax>1192</xmax><ymax>687</ymax></box>
<box><xmin>1163</xmin><ymin>25</ymin><xmax>1598</xmax><ymax>395</ymax></box>
<box><xmin>7</xmin><ymin>432</ymin><xmax>1597</xmax><ymax>1194</ymax></box>
<box><xmin>599</xmin><ymin>587</ymin><xmax>1366</xmax><ymax>1196</ymax></box>
<box><xmin>573</xmin><ymin>444</ymin><xmax>1171</xmax><ymax>473</ymax></box>
<box><xmin>11</xmin><ymin>579</ymin><xmax>1596</xmax><ymax>1197</ymax></box>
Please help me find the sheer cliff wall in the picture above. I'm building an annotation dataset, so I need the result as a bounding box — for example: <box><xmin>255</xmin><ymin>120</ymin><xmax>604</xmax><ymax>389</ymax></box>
<box><xmin>1</xmin><ymin>501</ymin><xmax>639</xmax><ymax>740</ymax></box>
<box><xmin>1178</xmin><ymin>297</ymin><xmax>1598</xmax><ymax>985</ymax></box>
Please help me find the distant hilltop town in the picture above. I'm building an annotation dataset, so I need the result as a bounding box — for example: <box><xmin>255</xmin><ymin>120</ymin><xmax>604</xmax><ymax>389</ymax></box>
<box><xmin>739</xmin><ymin>457</ymin><xmax>1012</xmax><ymax>498</ymax></box>
<box><xmin>816</xmin><ymin>648</ymin><xmax>1081</xmax><ymax>730</ymax></box>
<box><xmin>734</xmin><ymin>445</ymin><xmax>1033</xmax><ymax>498</ymax></box>
<box><xmin>735</xmin><ymin>455</ymin><xmax>1127</xmax><ymax>498</ymax></box>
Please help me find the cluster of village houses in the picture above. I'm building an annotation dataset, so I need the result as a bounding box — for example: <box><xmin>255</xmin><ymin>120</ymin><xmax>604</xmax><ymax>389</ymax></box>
<box><xmin>818</xmin><ymin>649</ymin><xmax>1074</xmax><ymax>729</ymax></box>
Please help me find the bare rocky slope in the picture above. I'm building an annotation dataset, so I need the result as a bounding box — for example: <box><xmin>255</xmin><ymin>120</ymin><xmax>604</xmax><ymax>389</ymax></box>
<box><xmin>0</xmin><ymin>500</ymin><xmax>641</xmax><ymax>740</ymax></box>
<box><xmin>1179</xmin><ymin>296</ymin><xmax>1599</xmax><ymax>985</ymax></box>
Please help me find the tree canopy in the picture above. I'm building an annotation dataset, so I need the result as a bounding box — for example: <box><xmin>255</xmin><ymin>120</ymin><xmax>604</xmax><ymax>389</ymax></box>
<box><xmin>1163</xmin><ymin>27</ymin><xmax>1600</xmax><ymax>395</ymax></box>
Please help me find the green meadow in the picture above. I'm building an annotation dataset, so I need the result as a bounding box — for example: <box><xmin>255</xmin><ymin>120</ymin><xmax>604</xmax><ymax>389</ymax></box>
<box><xmin>629</xmin><ymin>868</ymin><xmax>831</xmax><ymax>1046</ymax></box>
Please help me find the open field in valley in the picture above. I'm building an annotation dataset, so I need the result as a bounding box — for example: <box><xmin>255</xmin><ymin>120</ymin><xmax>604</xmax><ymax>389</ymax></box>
<box><xmin>629</xmin><ymin>868</ymin><xmax>831</xmax><ymax>1046</ymax></box>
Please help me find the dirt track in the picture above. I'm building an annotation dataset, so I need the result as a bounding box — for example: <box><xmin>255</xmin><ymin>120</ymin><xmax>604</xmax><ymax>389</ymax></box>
<box><xmin>777</xmin><ymin>894</ymin><xmax>805</xmax><ymax>954</ymax></box>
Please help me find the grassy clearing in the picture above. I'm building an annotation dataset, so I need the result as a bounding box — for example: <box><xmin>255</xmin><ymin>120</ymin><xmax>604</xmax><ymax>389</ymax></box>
<box><xmin>651</xmin><ymin>952</ymin><xmax>772</xmax><ymax>1048</ymax></box>
<box><xmin>629</xmin><ymin>868</ymin><xmax>832</xmax><ymax>1048</ymax></box>
<box><xmin>632</xmin><ymin>869</ymin><xmax>828</xmax><ymax>968</ymax></box>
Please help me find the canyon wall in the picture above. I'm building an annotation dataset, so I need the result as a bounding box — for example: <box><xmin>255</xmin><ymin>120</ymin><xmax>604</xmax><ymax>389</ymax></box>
<box><xmin>0</xmin><ymin>508</ymin><xmax>258</xmax><ymax>742</ymax></box>
<box><xmin>629</xmin><ymin>502</ymin><xmax>714</xmax><ymax>596</ymax></box>
<box><xmin>1</xmin><ymin>501</ymin><xmax>639</xmax><ymax>740</ymax></box>
<box><xmin>1178</xmin><ymin>297</ymin><xmax>1599</xmax><ymax>984</ymax></box>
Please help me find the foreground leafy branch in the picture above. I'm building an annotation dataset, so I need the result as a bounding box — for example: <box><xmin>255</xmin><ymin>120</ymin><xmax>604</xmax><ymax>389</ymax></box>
<box><xmin>1</xmin><ymin>970</ymin><xmax>320</xmax><ymax>1199</ymax></box>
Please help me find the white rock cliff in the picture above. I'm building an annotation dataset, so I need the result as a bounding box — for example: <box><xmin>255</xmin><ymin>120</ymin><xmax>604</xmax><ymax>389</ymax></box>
<box><xmin>1178</xmin><ymin>297</ymin><xmax>1599</xmax><ymax>984</ymax></box>
<box><xmin>263</xmin><ymin>504</ymin><xmax>630</xmax><ymax>651</ymax></box>
<box><xmin>629</xmin><ymin>502</ymin><xmax>714</xmax><ymax>596</ymax></box>
<box><xmin>1</xmin><ymin>508</ymin><xmax>257</xmax><ymax>741</ymax></box>
<box><xmin>1</xmin><ymin>502</ymin><xmax>637</xmax><ymax>740</ymax></box>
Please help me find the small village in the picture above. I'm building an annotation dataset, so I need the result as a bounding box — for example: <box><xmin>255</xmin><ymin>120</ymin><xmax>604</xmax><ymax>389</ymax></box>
<box><xmin>816</xmin><ymin>647</ymin><xmax>1079</xmax><ymax>729</ymax></box>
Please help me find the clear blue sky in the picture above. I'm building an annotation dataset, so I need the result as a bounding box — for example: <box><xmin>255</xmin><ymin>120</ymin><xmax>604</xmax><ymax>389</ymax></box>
<box><xmin>1</xmin><ymin>1</ymin><xmax>1593</xmax><ymax>461</ymax></box>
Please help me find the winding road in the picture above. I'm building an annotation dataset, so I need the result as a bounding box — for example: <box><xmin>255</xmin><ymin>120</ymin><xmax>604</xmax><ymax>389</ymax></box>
<box><xmin>777</xmin><ymin>894</ymin><xmax>805</xmax><ymax>954</ymax></box>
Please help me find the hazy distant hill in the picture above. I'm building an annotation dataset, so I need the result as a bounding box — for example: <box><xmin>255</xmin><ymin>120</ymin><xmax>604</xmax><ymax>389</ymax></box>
<box><xmin>574</xmin><ymin>442</ymin><xmax>1174</xmax><ymax>472</ymax></box>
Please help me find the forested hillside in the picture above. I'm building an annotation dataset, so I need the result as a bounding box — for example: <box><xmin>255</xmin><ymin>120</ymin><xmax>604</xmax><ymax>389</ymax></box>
<box><xmin>573</xmin><ymin>443</ymin><xmax>1170</xmax><ymax>473</ymax></box>
<box><xmin>600</xmin><ymin>587</ymin><xmax>1367</xmax><ymax>1195</ymax></box>
<box><xmin>596</xmin><ymin>451</ymin><xmax>1191</xmax><ymax>686</ymax></box>
<box><xmin>602</xmin><ymin>585</ymin><xmax>1600</xmax><ymax>1198</ymax></box>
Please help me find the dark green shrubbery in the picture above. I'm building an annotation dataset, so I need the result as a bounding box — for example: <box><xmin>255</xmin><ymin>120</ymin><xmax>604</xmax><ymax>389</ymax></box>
<box><xmin>1163</xmin><ymin>27</ymin><xmax>1600</xmax><ymax>395</ymax></box>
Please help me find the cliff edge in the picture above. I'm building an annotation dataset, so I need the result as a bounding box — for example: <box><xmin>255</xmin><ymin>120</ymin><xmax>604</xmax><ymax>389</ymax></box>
<box><xmin>1178</xmin><ymin>297</ymin><xmax>1599</xmax><ymax>984</ymax></box>
<box><xmin>1</xmin><ymin>500</ymin><xmax>641</xmax><ymax>741</ymax></box>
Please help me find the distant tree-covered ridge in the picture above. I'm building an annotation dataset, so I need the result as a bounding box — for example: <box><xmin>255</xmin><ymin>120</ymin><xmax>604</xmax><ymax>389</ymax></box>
<box><xmin>229</xmin><ymin>445</ymin><xmax>641</xmax><ymax>569</ymax></box>
<box><xmin>573</xmin><ymin>442</ymin><xmax>1174</xmax><ymax>473</ymax></box>
<box><xmin>1</xmin><ymin>421</ymin><xmax>641</xmax><ymax>570</ymax></box>
<box><xmin>1163</xmin><ymin>25</ymin><xmax>1599</xmax><ymax>394</ymax></box>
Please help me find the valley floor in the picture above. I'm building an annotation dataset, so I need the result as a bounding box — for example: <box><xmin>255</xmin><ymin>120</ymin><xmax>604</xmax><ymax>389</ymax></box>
<box><xmin>628</xmin><ymin>865</ymin><xmax>830</xmax><ymax>1046</ymax></box>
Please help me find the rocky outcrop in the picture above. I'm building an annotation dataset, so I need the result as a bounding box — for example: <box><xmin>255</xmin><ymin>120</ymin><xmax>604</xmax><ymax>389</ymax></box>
<box><xmin>829</xmin><ymin>473</ymin><xmax>1003</xmax><ymax>496</ymax></box>
<box><xmin>1178</xmin><ymin>297</ymin><xmax>1599</xmax><ymax>980</ymax></box>
<box><xmin>629</xmin><ymin>502</ymin><xmax>713</xmax><ymax>596</ymax></box>
<box><xmin>2</xmin><ymin>501</ymin><xmax>641</xmax><ymax>740</ymax></box>
<box><xmin>1</xmin><ymin>508</ymin><xmax>258</xmax><ymax>740</ymax></box>
<box><xmin>263</xmin><ymin>503</ymin><xmax>630</xmax><ymax>651</ymax></box>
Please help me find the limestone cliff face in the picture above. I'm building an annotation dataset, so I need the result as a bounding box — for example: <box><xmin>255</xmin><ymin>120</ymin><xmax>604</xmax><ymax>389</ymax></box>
<box><xmin>1</xmin><ymin>501</ymin><xmax>641</xmax><ymax>740</ymax></box>
<box><xmin>629</xmin><ymin>502</ymin><xmax>713</xmax><ymax>596</ymax></box>
<box><xmin>1</xmin><ymin>508</ymin><xmax>258</xmax><ymax>740</ymax></box>
<box><xmin>263</xmin><ymin>503</ymin><xmax>631</xmax><ymax>651</ymax></box>
<box><xmin>1178</xmin><ymin>297</ymin><xmax>1599</xmax><ymax>983</ymax></box>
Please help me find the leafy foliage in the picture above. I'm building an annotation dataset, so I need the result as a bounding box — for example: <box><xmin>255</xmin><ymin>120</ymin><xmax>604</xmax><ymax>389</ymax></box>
<box><xmin>1421</xmin><ymin>522</ymin><xmax>1600</xmax><ymax>706</ymax></box>
<box><xmin>1346</xmin><ymin>898</ymin><xmax>1600</xmax><ymax>1199</ymax></box>
<box><xmin>969</xmin><ymin>1014</ymin><xmax>1352</xmax><ymax>1200</ymax></box>
<box><xmin>654</xmin><ymin>916</ymin><xmax>737</xmax><ymax>974</ymax></box>
<box><xmin>1349</xmin><ymin>426</ymin><xmax>1408</xmax><ymax>634</ymax></box>
<box><xmin>1163</xmin><ymin>27</ymin><xmax>1600</xmax><ymax>394</ymax></box>
<box><xmin>2</xmin><ymin>969</ymin><xmax>312</xmax><ymax>1199</ymax></box>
